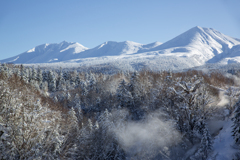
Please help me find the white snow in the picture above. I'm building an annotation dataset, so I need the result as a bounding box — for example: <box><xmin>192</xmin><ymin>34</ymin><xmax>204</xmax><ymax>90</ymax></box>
<box><xmin>1</xmin><ymin>26</ymin><xmax>240</xmax><ymax>71</ymax></box>
<box><xmin>44</xmin><ymin>43</ymin><xmax>49</xmax><ymax>48</ymax></box>
<box><xmin>27</xmin><ymin>47</ymin><xmax>35</xmax><ymax>53</ymax></box>
<box><xmin>48</xmin><ymin>58</ymin><xmax>58</xmax><ymax>62</ymax></box>
<box><xmin>210</xmin><ymin>120</ymin><xmax>238</xmax><ymax>160</ymax></box>
<box><xmin>60</xmin><ymin>42</ymin><xmax>88</xmax><ymax>54</ymax></box>
<box><xmin>9</xmin><ymin>56</ymin><xmax>19</xmax><ymax>62</ymax></box>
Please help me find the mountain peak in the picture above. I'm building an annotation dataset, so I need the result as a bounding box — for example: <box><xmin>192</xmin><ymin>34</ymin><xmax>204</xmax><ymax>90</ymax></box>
<box><xmin>194</xmin><ymin>26</ymin><xmax>203</xmax><ymax>30</ymax></box>
<box><xmin>60</xmin><ymin>40</ymin><xmax>70</xmax><ymax>44</ymax></box>
<box><xmin>152</xmin><ymin>26</ymin><xmax>240</xmax><ymax>52</ymax></box>
<box><xmin>124</xmin><ymin>40</ymin><xmax>142</xmax><ymax>46</ymax></box>
<box><xmin>1</xmin><ymin>26</ymin><xmax>240</xmax><ymax>66</ymax></box>
<box><xmin>192</xmin><ymin>26</ymin><xmax>214</xmax><ymax>32</ymax></box>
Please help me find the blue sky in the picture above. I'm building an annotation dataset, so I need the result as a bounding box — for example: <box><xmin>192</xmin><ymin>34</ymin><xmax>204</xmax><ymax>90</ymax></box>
<box><xmin>0</xmin><ymin>0</ymin><xmax>240</xmax><ymax>60</ymax></box>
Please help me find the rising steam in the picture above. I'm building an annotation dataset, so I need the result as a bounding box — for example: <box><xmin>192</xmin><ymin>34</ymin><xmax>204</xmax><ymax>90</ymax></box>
<box><xmin>112</xmin><ymin>111</ymin><xmax>181</xmax><ymax>159</ymax></box>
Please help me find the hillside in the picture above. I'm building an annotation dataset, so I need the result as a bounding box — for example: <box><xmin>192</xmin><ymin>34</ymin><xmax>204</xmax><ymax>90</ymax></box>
<box><xmin>1</xmin><ymin>63</ymin><xmax>240</xmax><ymax>159</ymax></box>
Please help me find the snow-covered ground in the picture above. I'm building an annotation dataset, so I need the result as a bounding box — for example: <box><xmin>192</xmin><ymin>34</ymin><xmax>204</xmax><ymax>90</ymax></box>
<box><xmin>209</xmin><ymin>119</ymin><xmax>239</xmax><ymax>160</ymax></box>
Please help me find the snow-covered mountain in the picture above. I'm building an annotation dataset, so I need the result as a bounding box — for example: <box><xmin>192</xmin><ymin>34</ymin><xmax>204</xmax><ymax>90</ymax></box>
<box><xmin>1</xmin><ymin>26</ymin><xmax>240</xmax><ymax>71</ymax></box>
<box><xmin>73</xmin><ymin>41</ymin><xmax>162</xmax><ymax>58</ymax></box>
<box><xmin>148</xmin><ymin>26</ymin><xmax>240</xmax><ymax>64</ymax></box>
<box><xmin>1</xmin><ymin>41</ymin><xmax>89</xmax><ymax>63</ymax></box>
<box><xmin>0</xmin><ymin>40</ymin><xmax>162</xmax><ymax>63</ymax></box>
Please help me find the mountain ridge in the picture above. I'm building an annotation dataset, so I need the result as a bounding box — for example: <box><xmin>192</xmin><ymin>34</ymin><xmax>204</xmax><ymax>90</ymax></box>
<box><xmin>1</xmin><ymin>26</ymin><xmax>240</xmax><ymax>71</ymax></box>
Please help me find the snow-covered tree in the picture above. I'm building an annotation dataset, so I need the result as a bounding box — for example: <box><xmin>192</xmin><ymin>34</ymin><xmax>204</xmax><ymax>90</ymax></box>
<box><xmin>63</xmin><ymin>71</ymin><xmax>70</xmax><ymax>81</ymax></box>
<box><xmin>171</xmin><ymin>76</ymin><xmax>213</xmax><ymax>143</ymax></box>
<box><xmin>225</xmin><ymin>86</ymin><xmax>240</xmax><ymax>115</ymax></box>
<box><xmin>57</xmin><ymin>73</ymin><xmax>66</xmax><ymax>91</ymax></box>
<box><xmin>190</xmin><ymin>121</ymin><xmax>212</xmax><ymax>160</ymax></box>
<box><xmin>36</xmin><ymin>66</ymin><xmax>43</xmax><ymax>84</ymax></box>
<box><xmin>59</xmin><ymin>107</ymin><xmax>80</xmax><ymax>159</ymax></box>
<box><xmin>80</xmin><ymin>80</ymin><xmax>88</xmax><ymax>96</ymax></box>
<box><xmin>72</xmin><ymin>93</ymin><xmax>81</xmax><ymax>108</ymax></box>
<box><xmin>48</xmin><ymin>70</ymin><xmax>56</xmax><ymax>92</ymax></box>
<box><xmin>75</xmin><ymin>74</ymin><xmax>81</xmax><ymax>88</ymax></box>
<box><xmin>128</xmin><ymin>71</ymin><xmax>146</xmax><ymax>120</ymax></box>
<box><xmin>42</xmin><ymin>69</ymin><xmax>48</xmax><ymax>82</ymax></box>
<box><xmin>232</xmin><ymin>100</ymin><xmax>240</xmax><ymax>144</ymax></box>
<box><xmin>116</xmin><ymin>79</ymin><xmax>133</xmax><ymax>109</ymax></box>
<box><xmin>0</xmin><ymin>79</ymin><xmax>65</xmax><ymax>159</ymax></box>
<box><xmin>30</xmin><ymin>67</ymin><xmax>37</xmax><ymax>82</ymax></box>
<box><xmin>70</xmin><ymin>69</ymin><xmax>78</xmax><ymax>87</ymax></box>
<box><xmin>88</xmin><ymin>72</ymin><xmax>96</xmax><ymax>91</ymax></box>
<box><xmin>128</xmin><ymin>71</ymin><xmax>141</xmax><ymax>99</ymax></box>
<box><xmin>20</xmin><ymin>64</ymin><xmax>28</xmax><ymax>82</ymax></box>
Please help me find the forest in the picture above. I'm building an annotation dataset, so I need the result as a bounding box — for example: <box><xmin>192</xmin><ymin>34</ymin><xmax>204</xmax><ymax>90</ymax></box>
<box><xmin>1</xmin><ymin>63</ymin><xmax>240</xmax><ymax>159</ymax></box>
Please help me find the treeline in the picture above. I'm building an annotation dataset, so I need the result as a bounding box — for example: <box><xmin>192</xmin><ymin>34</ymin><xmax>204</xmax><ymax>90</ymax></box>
<box><xmin>0</xmin><ymin>63</ymin><xmax>240</xmax><ymax>159</ymax></box>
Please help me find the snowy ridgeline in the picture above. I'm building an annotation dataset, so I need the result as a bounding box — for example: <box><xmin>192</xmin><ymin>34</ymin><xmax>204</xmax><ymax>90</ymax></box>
<box><xmin>1</xmin><ymin>26</ymin><xmax>240</xmax><ymax>72</ymax></box>
<box><xmin>1</xmin><ymin>64</ymin><xmax>240</xmax><ymax>159</ymax></box>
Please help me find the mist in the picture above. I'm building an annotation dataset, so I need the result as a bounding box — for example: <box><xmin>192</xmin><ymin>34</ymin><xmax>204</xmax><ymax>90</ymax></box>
<box><xmin>112</xmin><ymin>111</ymin><xmax>181</xmax><ymax>159</ymax></box>
<box><xmin>217</xmin><ymin>91</ymin><xmax>229</xmax><ymax>107</ymax></box>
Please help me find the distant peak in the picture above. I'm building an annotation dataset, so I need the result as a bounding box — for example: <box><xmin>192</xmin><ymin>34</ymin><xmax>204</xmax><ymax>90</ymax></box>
<box><xmin>153</xmin><ymin>41</ymin><xmax>162</xmax><ymax>45</ymax></box>
<box><xmin>195</xmin><ymin>26</ymin><xmax>202</xmax><ymax>29</ymax></box>
<box><xmin>59</xmin><ymin>40</ymin><xmax>73</xmax><ymax>45</ymax></box>
<box><xmin>61</xmin><ymin>40</ymin><xmax>68</xmax><ymax>43</ymax></box>
<box><xmin>191</xmin><ymin>26</ymin><xmax>205</xmax><ymax>32</ymax></box>
<box><xmin>125</xmin><ymin>40</ymin><xmax>137</xmax><ymax>43</ymax></box>
<box><xmin>102</xmin><ymin>41</ymin><xmax>117</xmax><ymax>45</ymax></box>
<box><xmin>106</xmin><ymin>41</ymin><xmax>116</xmax><ymax>44</ymax></box>
<box><xmin>124</xmin><ymin>40</ymin><xmax>134</xmax><ymax>43</ymax></box>
<box><xmin>192</xmin><ymin>26</ymin><xmax>219</xmax><ymax>33</ymax></box>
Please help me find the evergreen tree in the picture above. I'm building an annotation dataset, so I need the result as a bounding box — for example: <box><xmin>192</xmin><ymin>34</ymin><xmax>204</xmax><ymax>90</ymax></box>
<box><xmin>36</xmin><ymin>66</ymin><xmax>43</xmax><ymax>84</ymax></box>
<box><xmin>190</xmin><ymin>122</ymin><xmax>212</xmax><ymax>160</ymax></box>
<box><xmin>200</xmin><ymin>125</ymin><xmax>212</xmax><ymax>158</ymax></box>
<box><xmin>42</xmin><ymin>69</ymin><xmax>48</xmax><ymax>82</ymax></box>
<box><xmin>66</xmin><ymin>80</ymin><xmax>73</xmax><ymax>90</ymax></box>
<box><xmin>20</xmin><ymin>64</ymin><xmax>28</xmax><ymax>82</ymax></box>
<box><xmin>57</xmin><ymin>72</ymin><xmax>66</xmax><ymax>91</ymax></box>
<box><xmin>116</xmin><ymin>79</ymin><xmax>133</xmax><ymax>109</ymax></box>
<box><xmin>31</xmin><ymin>67</ymin><xmax>37</xmax><ymax>82</ymax></box>
<box><xmin>63</xmin><ymin>71</ymin><xmax>70</xmax><ymax>81</ymax></box>
<box><xmin>75</xmin><ymin>74</ymin><xmax>81</xmax><ymax>88</ymax></box>
<box><xmin>88</xmin><ymin>72</ymin><xmax>96</xmax><ymax>91</ymax></box>
<box><xmin>73</xmin><ymin>93</ymin><xmax>81</xmax><ymax>108</ymax></box>
<box><xmin>128</xmin><ymin>71</ymin><xmax>141</xmax><ymax>99</ymax></box>
<box><xmin>48</xmin><ymin>70</ymin><xmax>56</xmax><ymax>92</ymax></box>
<box><xmin>80</xmin><ymin>81</ymin><xmax>88</xmax><ymax>96</ymax></box>
<box><xmin>70</xmin><ymin>69</ymin><xmax>78</xmax><ymax>87</ymax></box>
<box><xmin>232</xmin><ymin>100</ymin><xmax>240</xmax><ymax>144</ymax></box>
<box><xmin>2</xmin><ymin>64</ymin><xmax>12</xmax><ymax>78</ymax></box>
<box><xmin>128</xmin><ymin>71</ymin><xmax>144</xmax><ymax>120</ymax></box>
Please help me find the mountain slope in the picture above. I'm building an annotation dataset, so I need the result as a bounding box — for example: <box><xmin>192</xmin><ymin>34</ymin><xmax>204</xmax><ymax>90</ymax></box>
<box><xmin>153</xmin><ymin>26</ymin><xmax>239</xmax><ymax>50</ymax></box>
<box><xmin>60</xmin><ymin>41</ymin><xmax>163</xmax><ymax>59</ymax></box>
<box><xmin>0</xmin><ymin>40</ymin><xmax>163</xmax><ymax>64</ymax></box>
<box><xmin>1</xmin><ymin>41</ymin><xmax>88</xmax><ymax>63</ymax></box>
<box><xmin>208</xmin><ymin>44</ymin><xmax>240</xmax><ymax>64</ymax></box>
<box><xmin>148</xmin><ymin>26</ymin><xmax>240</xmax><ymax>64</ymax></box>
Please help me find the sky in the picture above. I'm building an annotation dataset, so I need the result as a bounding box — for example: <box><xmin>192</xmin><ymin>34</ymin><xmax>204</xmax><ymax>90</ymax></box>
<box><xmin>0</xmin><ymin>0</ymin><xmax>240</xmax><ymax>60</ymax></box>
